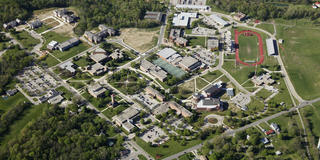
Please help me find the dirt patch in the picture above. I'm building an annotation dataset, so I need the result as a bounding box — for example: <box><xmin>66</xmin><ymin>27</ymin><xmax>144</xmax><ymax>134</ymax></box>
<box><xmin>52</xmin><ymin>24</ymin><xmax>76</xmax><ymax>37</ymax></box>
<box><xmin>32</xmin><ymin>8</ymin><xmax>57</xmax><ymax>20</ymax></box>
<box><xmin>117</xmin><ymin>28</ymin><xmax>159</xmax><ymax>53</ymax></box>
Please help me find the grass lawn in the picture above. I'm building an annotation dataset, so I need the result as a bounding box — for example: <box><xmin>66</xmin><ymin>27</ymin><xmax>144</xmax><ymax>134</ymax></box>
<box><xmin>247</xmin><ymin>97</ymin><xmax>265</xmax><ymax>113</ymax></box>
<box><xmin>82</xmin><ymin>91</ymin><xmax>102</xmax><ymax>108</ymax></box>
<box><xmin>176</xmin><ymin>80</ymin><xmax>195</xmax><ymax>99</ymax></box>
<box><xmin>188</xmin><ymin>36</ymin><xmax>206</xmax><ymax>48</ymax></box>
<box><xmin>52</xmin><ymin>42</ymin><xmax>90</xmax><ymax>61</ymax></box>
<box><xmin>276</xmin><ymin>21</ymin><xmax>320</xmax><ymax>100</ymax></box>
<box><xmin>138</xmin><ymin>154</ymin><xmax>148</xmax><ymax>160</ymax></box>
<box><xmin>34</xmin><ymin>24</ymin><xmax>52</xmax><ymax>34</ymax></box>
<box><xmin>301</xmin><ymin>105</ymin><xmax>320</xmax><ymax>159</ymax></box>
<box><xmin>0</xmin><ymin>93</ymin><xmax>28</xmax><ymax>116</ymax></box>
<box><xmin>135</xmin><ymin>137</ymin><xmax>203</xmax><ymax>159</ymax></box>
<box><xmin>0</xmin><ymin>103</ymin><xmax>50</xmax><ymax>148</ymax></box>
<box><xmin>256</xmin><ymin>23</ymin><xmax>275</xmax><ymax>35</ymax></box>
<box><xmin>102</xmin><ymin>104</ymin><xmax>128</xmax><ymax>119</ymax></box>
<box><xmin>270</xmin><ymin>78</ymin><xmax>295</xmax><ymax>107</ymax></box>
<box><xmin>11</xmin><ymin>31</ymin><xmax>40</xmax><ymax>51</ymax></box>
<box><xmin>178</xmin><ymin>152</ymin><xmax>195</xmax><ymax>160</ymax></box>
<box><xmin>41</xmin><ymin>54</ymin><xmax>60</xmax><ymax>67</ymax></box>
<box><xmin>259</xmin><ymin>122</ymin><xmax>271</xmax><ymax>130</ymax></box>
<box><xmin>238</xmin><ymin>34</ymin><xmax>260</xmax><ymax>61</ymax></box>
<box><xmin>73</xmin><ymin>56</ymin><xmax>89</xmax><ymax>68</ymax></box>
<box><xmin>56</xmin><ymin>86</ymin><xmax>73</xmax><ymax>100</ymax></box>
<box><xmin>196</xmin><ymin>77</ymin><xmax>209</xmax><ymax>90</ymax></box>
<box><xmin>267</xmin><ymin>111</ymin><xmax>308</xmax><ymax>159</ymax></box>
<box><xmin>255</xmin><ymin>88</ymin><xmax>272</xmax><ymax>100</ymax></box>
<box><xmin>68</xmin><ymin>81</ymin><xmax>86</xmax><ymax>90</ymax></box>
<box><xmin>201</xmin><ymin>70</ymin><xmax>223</xmax><ymax>82</ymax></box>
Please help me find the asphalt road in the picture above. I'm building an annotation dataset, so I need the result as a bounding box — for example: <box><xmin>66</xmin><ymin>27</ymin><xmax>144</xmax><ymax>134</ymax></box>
<box><xmin>165</xmin><ymin>97</ymin><xmax>320</xmax><ymax>160</ymax></box>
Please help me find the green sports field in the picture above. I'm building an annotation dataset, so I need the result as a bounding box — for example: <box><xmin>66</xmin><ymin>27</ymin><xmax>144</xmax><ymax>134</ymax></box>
<box><xmin>238</xmin><ymin>34</ymin><xmax>260</xmax><ymax>61</ymax></box>
<box><xmin>276</xmin><ymin>21</ymin><xmax>320</xmax><ymax>100</ymax></box>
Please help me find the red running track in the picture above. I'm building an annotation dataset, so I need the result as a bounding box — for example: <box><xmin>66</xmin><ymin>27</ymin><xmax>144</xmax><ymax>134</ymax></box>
<box><xmin>235</xmin><ymin>30</ymin><xmax>264</xmax><ymax>66</ymax></box>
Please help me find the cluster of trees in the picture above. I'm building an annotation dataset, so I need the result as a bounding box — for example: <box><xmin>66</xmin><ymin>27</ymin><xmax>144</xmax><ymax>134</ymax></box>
<box><xmin>72</xmin><ymin>0</ymin><xmax>165</xmax><ymax>35</ymax></box>
<box><xmin>207</xmin><ymin>0</ymin><xmax>320</xmax><ymax>20</ymax></box>
<box><xmin>1</xmin><ymin>0</ymin><xmax>165</xmax><ymax>35</ymax></box>
<box><xmin>0</xmin><ymin>106</ymin><xmax>124</xmax><ymax>159</ymax></box>
<box><xmin>0</xmin><ymin>46</ymin><xmax>32</xmax><ymax>94</ymax></box>
<box><xmin>0</xmin><ymin>101</ymin><xmax>31</xmax><ymax>136</ymax></box>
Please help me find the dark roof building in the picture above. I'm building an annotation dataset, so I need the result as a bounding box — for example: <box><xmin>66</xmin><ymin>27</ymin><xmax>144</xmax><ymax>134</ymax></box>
<box><xmin>57</xmin><ymin>38</ymin><xmax>80</xmax><ymax>52</ymax></box>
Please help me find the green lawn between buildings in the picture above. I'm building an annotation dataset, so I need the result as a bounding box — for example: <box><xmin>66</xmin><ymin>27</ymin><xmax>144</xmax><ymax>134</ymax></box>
<box><xmin>276</xmin><ymin>20</ymin><xmax>320</xmax><ymax>100</ymax></box>
<box><xmin>11</xmin><ymin>31</ymin><xmax>40</xmax><ymax>51</ymax></box>
<box><xmin>42</xmin><ymin>54</ymin><xmax>60</xmax><ymax>67</ymax></box>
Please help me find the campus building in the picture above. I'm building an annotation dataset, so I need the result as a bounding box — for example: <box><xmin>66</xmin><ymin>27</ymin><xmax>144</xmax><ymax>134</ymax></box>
<box><xmin>172</xmin><ymin>12</ymin><xmax>197</xmax><ymax>28</ymax></box>
<box><xmin>57</xmin><ymin>37</ymin><xmax>80</xmax><ymax>51</ymax></box>
<box><xmin>59</xmin><ymin>61</ymin><xmax>76</xmax><ymax>74</ymax></box>
<box><xmin>266</xmin><ymin>38</ymin><xmax>277</xmax><ymax>56</ymax></box>
<box><xmin>196</xmin><ymin>98</ymin><xmax>221</xmax><ymax>111</ymax></box>
<box><xmin>140</xmin><ymin>60</ymin><xmax>168</xmax><ymax>82</ymax></box>
<box><xmin>209</xmin><ymin>14</ymin><xmax>229</xmax><ymax>26</ymax></box>
<box><xmin>145</xmin><ymin>87</ymin><xmax>165</xmax><ymax>102</ymax></box>
<box><xmin>28</xmin><ymin>19</ymin><xmax>42</xmax><ymax>29</ymax></box>
<box><xmin>88</xmin><ymin>83</ymin><xmax>107</xmax><ymax>98</ymax></box>
<box><xmin>86</xmin><ymin>63</ymin><xmax>106</xmax><ymax>76</ymax></box>
<box><xmin>179</xmin><ymin>56</ymin><xmax>201</xmax><ymax>71</ymax></box>
<box><xmin>113</xmin><ymin>107</ymin><xmax>140</xmax><ymax>133</ymax></box>
<box><xmin>233</xmin><ymin>12</ymin><xmax>246</xmax><ymax>21</ymax></box>
<box><xmin>168</xmin><ymin>101</ymin><xmax>193</xmax><ymax>118</ymax></box>
<box><xmin>169</xmin><ymin>29</ymin><xmax>188</xmax><ymax>47</ymax></box>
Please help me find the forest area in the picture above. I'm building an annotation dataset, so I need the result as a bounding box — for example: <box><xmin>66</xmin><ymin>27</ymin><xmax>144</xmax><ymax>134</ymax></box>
<box><xmin>207</xmin><ymin>0</ymin><xmax>320</xmax><ymax>20</ymax></box>
<box><xmin>0</xmin><ymin>106</ymin><xmax>124</xmax><ymax>160</ymax></box>
<box><xmin>0</xmin><ymin>0</ymin><xmax>165</xmax><ymax>35</ymax></box>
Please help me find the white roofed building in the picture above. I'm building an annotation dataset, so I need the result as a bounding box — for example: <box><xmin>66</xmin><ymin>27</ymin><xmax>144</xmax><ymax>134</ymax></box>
<box><xmin>266</xmin><ymin>38</ymin><xmax>277</xmax><ymax>56</ymax></box>
<box><xmin>172</xmin><ymin>12</ymin><xmax>197</xmax><ymax>28</ymax></box>
<box><xmin>209</xmin><ymin>14</ymin><xmax>229</xmax><ymax>26</ymax></box>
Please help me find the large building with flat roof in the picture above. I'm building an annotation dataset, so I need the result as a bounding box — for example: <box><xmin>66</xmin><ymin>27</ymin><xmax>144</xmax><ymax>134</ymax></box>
<box><xmin>266</xmin><ymin>38</ymin><xmax>277</xmax><ymax>56</ymax></box>
<box><xmin>157</xmin><ymin>48</ymin><xmax>178</xmax><ymax>60</ymax></box>
<box><xmin>172</xmin><ymin>12</ymin><xmax>197</xmax><ymax>28</ymax></box>
<box><xmin>179</xmin><ymin>56</ymin><xmax>201</xmax><ymax>71</ymax></box>
<box><xmin>113</xmin><ymin>107</ymin><xmax>140</xmax><ymax>133</ymax></box>
<box><xmin>209</xmin><ymin>14</ymin><xmax>229</xmax><ymax>26</ymax></box>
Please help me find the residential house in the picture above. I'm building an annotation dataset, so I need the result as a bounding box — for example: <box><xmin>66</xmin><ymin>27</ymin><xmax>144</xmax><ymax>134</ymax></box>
<box><xmin>270</xmin><ymin>123</ymin><xmax>280</xmax><ymax>132</ymax></box>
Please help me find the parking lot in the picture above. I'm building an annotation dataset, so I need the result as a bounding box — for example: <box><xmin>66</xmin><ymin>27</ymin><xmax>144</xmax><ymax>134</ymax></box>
<box><xmin>140</xmin><ymin>126</ymin><xmax>169</xmax><ymax>145</ymax></box>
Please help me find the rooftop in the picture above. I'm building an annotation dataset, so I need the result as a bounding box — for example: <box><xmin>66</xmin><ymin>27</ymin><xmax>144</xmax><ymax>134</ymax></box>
<box><xmin>209</xmin><ymin>14</ymin><xmax>229</xmax><ymax>26</ymax></box>
<box><xmin>179</xmin><ymin>56</ymin><xmax>199</xmax><ymax>69</ymax></box>
<box><xmin>157</xmin><ymin>48</ymin><xmax>177</xmax><ymax>59</ymax></box>
<box><xmin>90</xmin><ymin>54</ymin><xmax>108</xmax><ymax>63</ymax></box>
<box><xmin>172</xmin><ymin>12</ymin><xmax>197</xmax><ymax>27</ymax></box>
